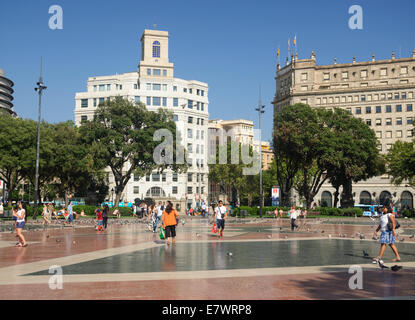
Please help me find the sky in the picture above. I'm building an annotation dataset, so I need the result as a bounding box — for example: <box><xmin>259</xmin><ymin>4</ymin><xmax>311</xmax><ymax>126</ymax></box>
<box><xmin>1</xmin><ymin>0</ymin><xmax>415</xmax><ymax>141</ymax></box>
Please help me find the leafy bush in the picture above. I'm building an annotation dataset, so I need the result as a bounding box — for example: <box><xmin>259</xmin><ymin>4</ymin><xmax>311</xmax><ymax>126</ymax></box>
<box><xmin>401</xmin><ymin>209</ymin><xmax>415</xmax><ymax>218</ymax></box>
<box><xmin>73</xmin><ymin>205</ymin><xmax>97</xmax><ymax>216</ymax></box>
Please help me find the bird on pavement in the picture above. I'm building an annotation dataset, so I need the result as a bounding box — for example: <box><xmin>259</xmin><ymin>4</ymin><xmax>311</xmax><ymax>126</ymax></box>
<box><xmin>391</xmin><ymin>265</ymin><xmax>402</xmax><ymax>272</ymax></box>
<box><xmin>399</xmin><ymin>238</ymin><xmax>405</xmax><ymax>242</ymax></box>
<box><xmin>363</xmin><ymin>250</ymin><xmax>369</xmax><ymax>257</ymax></box>
<box><xmin>410</xmin><ymin>234</ymin><xmax>414</xmax><ymax>239</ymax></box>
<box><xmin>378</xmin><ymin>260</ymin><xmax>389</xmax><ymax>270</ymax></box>
<box><xmin>360</xmin><ymin>234</ymin><xmax>365</xmax><ymax>240</ymax></box>
<box><xmin>227</xmin><ymin>252</ymin><xmax>233</xmax><ymax>257</ymax></box>
<box><xmin>56</xmin><ymin>239</ymin><xmax>61</xmax><ymax>243</ymax></box>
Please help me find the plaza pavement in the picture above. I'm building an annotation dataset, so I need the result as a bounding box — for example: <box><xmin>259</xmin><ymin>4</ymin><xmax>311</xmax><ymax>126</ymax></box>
<box><xmin>0</xmin><ymin>216</ymin><xmax>414</xmax><ymax>300</ymax></box>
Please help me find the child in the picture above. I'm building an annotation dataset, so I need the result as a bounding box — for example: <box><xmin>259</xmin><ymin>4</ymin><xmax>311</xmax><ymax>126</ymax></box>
<box><xmin>95</xmin><ymin>209</ymin><xmax>104</xmax><ymax>231</ymax></box>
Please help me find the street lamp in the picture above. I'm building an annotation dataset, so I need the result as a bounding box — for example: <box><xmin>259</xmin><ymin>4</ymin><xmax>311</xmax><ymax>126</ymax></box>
<box><xmin>33</xmin><ymin>58</ymin><xmax>47</xmax><ymax>220</ymax></box>
<box><xmin>255</xmin><ymin>97</ymin><xmax>265</xmax><ymax>218</ymax></box>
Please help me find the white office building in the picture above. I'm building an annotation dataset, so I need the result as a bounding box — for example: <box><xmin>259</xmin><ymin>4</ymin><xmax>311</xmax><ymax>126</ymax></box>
<box><xmin>74</xmin><ymin>29</ymin><xmax>209</xmax><ymax>212</ymax></box>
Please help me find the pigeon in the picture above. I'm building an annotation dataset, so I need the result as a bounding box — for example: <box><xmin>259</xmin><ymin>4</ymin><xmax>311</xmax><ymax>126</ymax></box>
<box><xmin>196</xmin><ymin>233</ymin><xmax>201</xmax><ymax>237</ymax></box>
<box><xmin>227</xmin><ymin>252</ymin><xmax>233</xmax><ymax>257</ymax></box>
<box><xmin>360</xmin><ymin>234</ymin><xmax>365</xmax><ymax>240</ymax></box>
<box><xmin>391</xmin><ymin>265</ymin><xmax>402</xmax><ymax>272</ymax></box>
<box><xmin>372</xmin><ymin>236</ymin><xmax>378</xmax><ymax>241</ymax></box>
<box><xmin>267</xmin><ymin>235</ymin><xmax>272</xmax><ymax>239</ymax></box>
<box><xmin>56</xmin><ymin>239</ymin><xmax>61</xmax><ymax>243</ymax></box>
<box><xmin>399</xmin><ymin>238</ymin><xmax>405</xmax><ymax>242</ymax></box>
<box><xmin>410</xmin><ymin>234</ymin><xmax>414</xmax><ymax>239</ymax></box>
<box><xmin>46</xmin><ymin>235</ymin><xmax>50</xmax><ymax>238</ymax></box>
<box><xmin>363</xmin><ymin>250</ymin><xmax>369</xmax><ymax>257</ymax></box>
<box><xmin>321</xmin><ymin>230</ymin><xmax>325</xmax><ymax>233</ymax></box>
<box><xmin>378</xmin><ymin>260</ymin><xmax>389</xmax><ymax>270</ymax></box>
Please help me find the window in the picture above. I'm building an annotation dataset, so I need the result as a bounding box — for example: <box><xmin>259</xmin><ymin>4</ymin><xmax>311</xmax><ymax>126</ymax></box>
<box><xmin>396</xmin><ymin>105</ymin><xmax>402</xmax><ymax>112</ymax></box>
<box><xmin>93</xmin><ymin>98</ymin><xmax>97</xmax><ymax>107</ymax></box>
<box><xmin>146</xmin><ymin>97</ymin><xmax>151</xmax><ymax>105</ymax></box>
<box><xmin>162</xmin><ymin>97</ymin><xmax>167</xmax><ymax>107</ymax></box>
<box><xmin>395</xmin><ymin>93</ymin><xmax>400</xmax><ymax>100</ymax></box>
<box><xmin>361</xmin><ymin>96</ymin><xmax>366</xmax><ymax>102</ymax></box>
<box><xmin>187</xmin><ymin>143</ymin><xmax>193</xmax><ymax>153</ymax></box>
<box><xmin>201</xmin><ymin>119</ymin><xmax>204</xmax><ymax>126</ymax></box>
<box><xmin>396</xmin><ymin>117</ymin><xmax>402</xmax><ymax>125</ymax></box>
<box><xmin>188</xmin><ymin>100</ymin><xmax>193</xmax><ymax>109</ymax></box>
<box><xmin>147</xmin><ymin>68</ymin><xmax>151</xmax><ymax>75</ymax></box>
<box><xmin>396</xmin><ymin>130</ymin><xmax>402</xmax><ymax>138</ymax></box>
<box><xmin>387</xmin><ymin>144</ymin><xmax>392</xmax><ymax>151</ymax></box>
<box><xmin>183</xmin><ymin>88</ymin><xmax>187</xmax><ymax>93</ymax></box>
<box><xmin>187</xmin><ymin>129</ymin><xmax>192</xmax><ymax>139</ymax></box>
<box><xmin>173</xmin><ymin>86</ymin><xmax>177</xmax><ymax>92</ymax></box>
<box><xmin>386</xmin><ymin>105</ymin><xmax>392</xmax><ymax>113</ymax></box>
<box><xmin>201</xmin><ymin>103</ymin><xmax>204</xmax><ymax>111</ymax></box>
<box><xmin>361</xmin><ymin>70</ymin><xmax>368</xmax><ymax>78</ymax></box>
<box><xmin>99</xmin><ymin>85</ymin><xmax>105</xmax><ymax>91</ymax></box>
<box><xmin>407</xmin><ymin>104</ymin><xmax>413</xmax><ymax>112</ymax></box>
<box><xmin>365</xmin><ymin>106</ymin><xmax>371</xmax><ymax>114</ymax></box>
<box><xmin>201</xmin><ymin>130</ymin><xmax>204</xmax><ymax>139</ymax></box>
<box><xmin>162</xmin><ymin>173</ymin><xmax>166</xmax><ymax>182</ymax></box>
<box><xmin>408</xmin><ymin>130</ymin><xmax>414</xmax><ymax>138</ymax></box>
<box><xmin>376</xmin><ymin>131</ymin><xmax>382</xmax><ymax>138</ymax></box>
<box><xmin>93</xmin><ymin>85</ymin><xmax>97</xmax><ymax>92</ymax></box>
<box><xmin>407</xmin><ymin>117</ymin><xmax>413</xmax><ymax>125</ymax></box>
<box><xmin>152</xmin><ymin>173</ymin><xmax>160</xmax><ymax>182</ymax></box>
<box><xmin>81</xmin><ymin>115</ymin><xmax>88</xmax><ymax>121</ymax></box>
<box><xmin>376</xmin><ymin>106</ymin><xmax>381</xmax><ymax>113</ymax></box>
<box><xmin>153</xmin><ymin>97</ymin><xmax>161</xmax><ymax>106</ymax></box>
<box><xmin>195</xmin><ymin>102</ymin><xmax>199</xmax><ymax>110</ymax></box>
<box><xmin>187</xmin><ymin>187</ymin><xmax>193</xmax><ymax>194</ymax></box>
<box><xmin>119</xmin><ymin>85</ymin><xmax>122</xmax><ymax>90</ymax></box>
<box><xmin>146</xmin><ymin>174</ymin><xmax>150</xmax><ymax>182</ymax></box>
<box><xmin>134</xmin><ymin>84</ymin><xmax>138</xmax><ymax>90</ymax></box>
<box><xmin>173</xmin><ymin>98</ymin><xmax>178</xmax><ymax>107</ymax></box>
<box><xmin>188</xmin><ymin>173</ymin><xmax>193</xmax><ymax>182</ymax></box>
<box><xmin>323</xmin><ymin>73</ymin><xmax>330</xmax><ymax>80</ymax></box>
<box><xmin>376</xmin><ymin>119</ymin><xmax>382</xmax><ymax>126</ymax></box>
<box><xmin>188</xmin><ymin>116</ymin><xmax>193</xmax><ymax>124</ymax></box>
<box><xmin>163</xmin><ymin>70</ymin><xmax>167</xmax><ymax>76</ymax></box>
<box><xmin>201</xmin><ymin>90</ymin><xmax>204</xmax><ymax>96</ymax></box>
<box><xmin>355</xmin><ymin>107</ymin><xmax>361</xmax><ymax>114</ymax></box>
<box><xmin>172</xmin><ymin>186</ymin><xmax>178</xmax><ymax>194</ymax></box>
<box><xmin>173</xmin><ymin>115</ymin><xmax>178</xmax><ymax>122</ymax></box>
<box><xmin>146</xmin><ymin>83</ymin><xmax>151</xmax><ymax>90</ymax></box>
<box><xmin>301</xmin><ymin>85</ymin><xmax>308</xmax><ymax>91</ymax></box>
<box><xmin>134</xmin><ymin>96</ymin><xmax>140</xmax><ymax>104</ymax></box>
<box><xmin>380</xmin><ymin>68</ymin><xmax>387</xmax><ymax>76</ymax></box>
<box><xmin>153</xmin><ymin>69</ymin><xmax>161</xmax><ymax>76</ymax></box>
<box><xmin>153</xmin><ymin>84</ymin><xmax>161</xmax><ymax>90</ymax></box>
<box><xmin>133</xmin><ymin>186</ymin><xmax>139</xmax><ymax>194</ymax></box>
<box><xmin>99</xmin><ymin>98</ymin><xmax>104</xmax><ymax>104</ymax></box>
<box><xmin>162</xmin><ymin>84</ymin><xmax>167</xmax><ymax>91</ymax></box>
<box><xmin>301</xmin><ymin>73</ymin><xmax>308</xmax><ymax>81</ymax></box>
<box><xmin>388</xmin><ymin>93</ymin><xmax>392</xmax><ymax>100</ymax></box>
<box><xmin>365</xmin><ymin>119</ymin><xmax>372</xmax><ymax>126</ymax></box>
<box><xmin>172</xmin><ymin>173</ymin><xmax>178</xmax><ymax>182</ymax></box>
<box><xmin>401</xmin><ymin>66</ymin><xmax>408</xmax><ymax>74</ymax></box>
<box><xmin>189</xmin><ymin>89</ymin><xmax>193</xmax><ymax>94</ymax></box>
<box><xmin>402</xmin><ymin>93</ymin><xmax>407</xmax><ymax>99</ymax></box>
<box><xmin>81</xmin><ymin>99</ymin><xmax>88</xmax><ymax>108</ymax></box>
<box><xmin>152</xmin><ymin>41</ymin><xmax>160</xmax><ymax>58</ymax></box>
<box><xmin>386</xmin><ymin>118</ymin><xmax>392</xmax><ymax>125</ymax></box>
<box><xmin>196</xmin><ymin>130</ymin><xmax>200</xmax><ymax>139</ymax></box>
<box><xmin>107</xmin><ymin>84</ymin><xmax>111</xmax><ymax>91</ymax></box>
<box><xmin>342</xmin><ymin>71</ymin><xmax>348</xmax><ymax>79</ymax></box>
<box><xmin>386</xmin><ymin>131</ymin><xmax>392</xmax><ymax>138</ymax></box>
<box><xmin>134</xmin><ymin>174</ymin><xmax>139</xmax><ymax>182</ymax></box>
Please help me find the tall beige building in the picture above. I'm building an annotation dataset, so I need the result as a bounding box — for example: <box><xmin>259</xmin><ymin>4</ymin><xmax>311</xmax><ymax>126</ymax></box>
<box><xmin>273</xmin><ymin>51</ymin><xmax>415</xmax><ymax>209</ymax></box>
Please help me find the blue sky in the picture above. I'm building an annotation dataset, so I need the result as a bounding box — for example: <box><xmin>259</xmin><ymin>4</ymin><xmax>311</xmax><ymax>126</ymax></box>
<box><xmin>1</xmin><ymin>0</ymin><xmax>415</xmax><ymax>141</ymax></box>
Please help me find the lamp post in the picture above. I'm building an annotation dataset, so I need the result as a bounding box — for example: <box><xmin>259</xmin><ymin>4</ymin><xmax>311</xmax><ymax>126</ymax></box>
<box><xmin>255</xmin><ymin>97</ymin><xmax>265</xmax><ymax>218</ymax></box>
<box><xmin>33</xmin><ymin>59</ymin><xmax>47</xmax><ymax>220</ymax></box>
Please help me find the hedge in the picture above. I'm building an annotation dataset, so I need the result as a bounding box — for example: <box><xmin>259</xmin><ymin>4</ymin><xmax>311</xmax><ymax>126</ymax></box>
<box><xmin>401</xmin><ymin>209</ymin><xmax>415</xmax><ymax>218</ymax></box>
<box><xmin>233</xmin><ymin>206</ymin><xmax>363</xmax><ymax>217</ymax></box>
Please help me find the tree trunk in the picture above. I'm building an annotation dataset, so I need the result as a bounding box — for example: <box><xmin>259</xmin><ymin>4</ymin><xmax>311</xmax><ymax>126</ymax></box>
<box><xmin>333</xmin><ymin>186</ymin><xmax>340</xmax><ymax>208</ymax></box>
<box><xmin>340</xmin><ymin>179</ymin><xmax>354</xmax><ymax>208</ymax></box>
<box><xmin>114</xmin><ymin>191</ymin><xmax>122</xmax><ymax>208</ymax></box>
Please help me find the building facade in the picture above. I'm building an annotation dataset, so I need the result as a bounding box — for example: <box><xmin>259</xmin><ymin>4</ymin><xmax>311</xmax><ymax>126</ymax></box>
<box><xmin>74</xmin><ymin>29</ymin><xmax>209</xmax><ymax>212</ymax></box>
<box><xmin>273</xmin><ymin>50</ymin><xmax>415</xmax><ymax>209</ymax></box>
<box><xmin>0</xmin><ymin>69</ymin><xmax>16</xmax><ymax>116</ymax></box>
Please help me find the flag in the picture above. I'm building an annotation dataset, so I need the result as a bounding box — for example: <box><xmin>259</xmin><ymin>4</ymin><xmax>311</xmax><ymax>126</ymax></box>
<box><xmin>294</xmin><ymin>35</ymin><xmax>297</xmax><ymax>48</ymax></box>
<box><xmin>276</xmin><ymin>47</ymin><xmax>280</xmax><ymax>58</ymax></box>
<box><xmin>288</xmin><ymin>39</ymin><xmax>291</xmax><ymax>53</ymax></box>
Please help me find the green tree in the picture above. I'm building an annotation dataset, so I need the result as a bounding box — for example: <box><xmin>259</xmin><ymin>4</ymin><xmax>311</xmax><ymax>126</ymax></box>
<box><xmin>79</xmin><ymin>97</ymin><xmax>186</xmax><ymax>207</ymax></box>
<box><xmin>386</xmin><ymin>139</ymin><xmax>415</xmax><ymax>187</ymax></box>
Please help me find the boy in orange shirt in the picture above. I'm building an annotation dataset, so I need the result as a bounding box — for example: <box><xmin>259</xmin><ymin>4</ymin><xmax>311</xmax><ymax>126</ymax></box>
<box><xmin>161</xmin><ymin>201</ymin><xmax>179</xmax><ymax>245</ymax></box>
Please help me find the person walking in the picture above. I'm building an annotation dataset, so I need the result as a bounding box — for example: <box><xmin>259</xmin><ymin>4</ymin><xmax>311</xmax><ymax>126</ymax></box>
<box><xmin>66</xmin><ymin>201</ymin><xmax>73</xmax><ymax>226</ymax></box>
<box><xmin>289</xmin><ymin>205</ymin><xmax>299</xmax><ymax>231</ymax></box>
<box><xmin>215</xmin><ymin>200</ymin><xmax>227</xmax><ymax>239</ymax></box>
<box><xmin>153</xmin><ymin>202</ymin><xmax>163</xmax><ymax>233</ymax></box>
<box><xmin>372</xmin><ymin>206</ymin><xmax>401</xmax><ymax>263</ymax></box>
<box><xmin>132</xmin><ymin>204</ymin><xmax>138</xmax><ymax>218</ymax></box>
<box><xmin>102</xmin><ymin>204</ymin><xmax>109</xmax><ymax>229</ymax></box>
<box><xmin>0</xmin><ymin>202</ymin><xmax>4</xmax><ymax>216</ymax></box>
<box><xmin>161</xmin><ymin>201</ymin><xmax>179</xmax><ymax>245</ymax></box>
<box><xmin>41</xmin><ymin>204</ymin><xmax>50</xmax><ymax>225</ymax></box>
<box><xmin>14</xmin><ymin>202</ymin><xmax>27</xmax><ymax>247</ymax></box>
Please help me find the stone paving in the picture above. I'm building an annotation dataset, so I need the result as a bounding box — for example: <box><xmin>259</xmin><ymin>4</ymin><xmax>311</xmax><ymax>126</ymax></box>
<box><xmin>0</xmin><ymin>216</ymin><xmax>414</xmax><ymax>300</ymax></box>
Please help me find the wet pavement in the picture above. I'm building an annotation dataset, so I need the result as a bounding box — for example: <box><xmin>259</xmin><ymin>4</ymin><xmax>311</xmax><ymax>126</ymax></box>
<box><xmin>1</xmin><ymin>216</ymin><xmax>414</xmax><ymax>300</ymax></box>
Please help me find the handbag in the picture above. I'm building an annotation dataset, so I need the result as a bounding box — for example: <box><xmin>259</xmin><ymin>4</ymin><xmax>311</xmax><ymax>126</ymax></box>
<box><xmin>159</xmin><ymin>227</ymin><xmax>166</xmax><ymax>240</ymax></box>
<box><xmin>212</xmin><ymin>222</ymin><xmax>217</xmax><ymax>234</ymax></box>
<box><xmin>387</xmin><ymin>216</ymin><xmax>400</xmax><ymax>231</ymax></box>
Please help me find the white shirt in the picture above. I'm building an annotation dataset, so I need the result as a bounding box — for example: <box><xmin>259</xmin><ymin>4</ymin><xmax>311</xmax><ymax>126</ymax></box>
<box><xmin>157</xmin><ymin>205</ymin><xmax>163</xmax><ymax>217</ymax></box>
<box><xmin>290</xmin><ymin>209</ymin><xmax>297</xmax><ymax>220</ymax></box>
<box><xmin>16</xmin><ymin>209</ymin><xmax>25</xmax><ymax>223</ymax></box>
<box><xmin>379</xmin><ymin>213</ymin><xmax>391</xmax><ymax>232</ymax></box>
<box><xmin>0</xmin><ymin>204</ymin><xmax>3</xmax><ymax>214</ymax></box>
<box><xmin>215</xmin><ymin>206</ymin><xmax>227</xmax><ymax>220</ymax></box>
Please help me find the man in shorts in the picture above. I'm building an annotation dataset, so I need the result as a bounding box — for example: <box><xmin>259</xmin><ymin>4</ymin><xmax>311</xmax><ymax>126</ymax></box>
<box><xmin>215</xmin><ymin>200</ymin><xmax>227</xmax><ymax>239</ymax></box>
<box><xmin>66</xmin><ymin>201</ymin><xmax>73</xmax><ymax>226</ymax></box>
